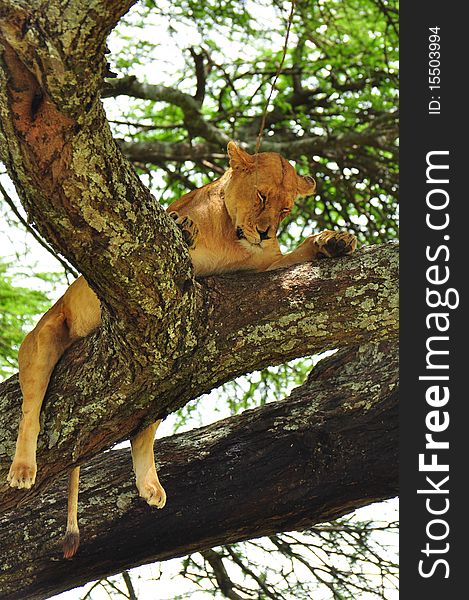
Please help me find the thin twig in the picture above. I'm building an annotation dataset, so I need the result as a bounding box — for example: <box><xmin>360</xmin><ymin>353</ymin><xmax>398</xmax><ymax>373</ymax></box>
<box><xmin>0</xmin><ymin>180</ymin><xmax>78</xmax><ymax>278</ymax></box>
<box><xmin>201</xmin><ymin>549</ymin><xmax>247</xmax><ymax>600</ymax></box>
<box><xmin>255</xmin><ymin>1</ymin><xmax>296</xmax><ymax>155</ymax></box>
<box><xmin>122</xmin><ymin>571</ymin><xmax>138</xmax><ymax>600</ymax></box>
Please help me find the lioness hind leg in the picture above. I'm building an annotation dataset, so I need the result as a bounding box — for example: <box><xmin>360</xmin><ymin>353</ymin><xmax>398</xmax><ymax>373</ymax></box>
<box><xmin>168</xmin><ymin>211</ymin><xmax>199</xmax><ymax>249</ymax></box>
<box><xmin>131</xmin><ymin>420</ymin><xmax>166</xmax><ymax>508</ymax></box>
<box><xmin>8</xmin><ymin>307</ymin><xmax>71</xmax><ymax>489</ymax></box>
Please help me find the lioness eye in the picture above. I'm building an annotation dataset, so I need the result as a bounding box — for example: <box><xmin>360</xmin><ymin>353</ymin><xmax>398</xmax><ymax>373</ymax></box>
<box><xmin>257</xmin><ymin>191</ymin><xmax>266</xmax><ymax>208</ymax></box>
<box><xmin>281</xmin><ymin>208</ymin><xmax>290</xmax><ymax>216</ymax></box>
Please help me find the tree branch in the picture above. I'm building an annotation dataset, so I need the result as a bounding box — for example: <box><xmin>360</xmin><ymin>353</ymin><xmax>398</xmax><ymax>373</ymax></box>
<box><xmin>117</xmin><ymin>122</ymin><xmax>398</xmax><ymax>166</ymax></box>
<box><xmin>103</xmin><ymin>74</ymin><xmax>398</xmax><ymax>158</ymax></box>
<box><xmin>0</xmin><ymin>179</ymin><xmax>79</xmax><ymax>278</ymax></box>
<box><xmin>0</xmin><ymin>340</ymin><xmax>398</xmax><ymax>599</ymax></box>
<box><xmin>103</xmin><ymin>76</ymin><xmax>230</xmax><ymax>146</ymax></box>
<box><xmin>102</xmin><ymin>74</ymin><xmax>397</xmax><ymax>163</ymax></box>
<box><xmin>0</xmin><ymin>243</ymin><xmax>398</xmax><ymax>513</ymax></box>
<box><xmin>189</xmin><ymin>47</ymin><xmax>208</xmax><ymax>105</ymax></box>
<box><xmin>118</xmin><ymin>138</ymin><xmax>226</xmax><ymax>163</ymax></box>
<box><xmin>0</xmin><ymin>0</ymin><xmax>137</xmax><ymax>115</ymax></box>
<box><xmin>200</xmin><ymin>549</ymin><xmax>245</xmax><ymax>600</ymax></box>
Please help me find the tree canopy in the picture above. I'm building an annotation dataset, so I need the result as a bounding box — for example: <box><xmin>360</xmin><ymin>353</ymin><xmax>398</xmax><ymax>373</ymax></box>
<box><xmin>103</xmin><ymin>0</ymin><xmax>398</xmax><ymax>247</ymax></box>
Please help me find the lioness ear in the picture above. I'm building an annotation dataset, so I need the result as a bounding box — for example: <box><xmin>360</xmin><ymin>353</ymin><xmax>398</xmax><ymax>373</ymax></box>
<box><xmin>227</xmin><ymin>141</ymin><xmax>255</xmax><ymax>172</ymax></box>
<box><xmin>297</xmin><ymin>174</ymin><xmax>316</xmax><ymax>197</ymax></box>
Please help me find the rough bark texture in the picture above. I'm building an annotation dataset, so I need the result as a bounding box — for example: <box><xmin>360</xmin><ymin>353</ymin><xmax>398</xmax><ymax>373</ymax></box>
<box><xmin>0</xmin><ymin>243</ymin><xmax>398</xmax><ymax>513</ymax></box>
<box><xmin>0</xmin><ymin>0</ymin><xmax>194</xmax><ymax>332</ymax></box>
<box><xmin>0</xmin><ymin>341</ymin><xmax>398</xmax><ymax>600</ymax></box>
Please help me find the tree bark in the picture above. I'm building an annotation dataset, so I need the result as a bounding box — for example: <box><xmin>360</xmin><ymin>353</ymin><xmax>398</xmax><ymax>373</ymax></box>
<box><xmin>0</xmin><ymin>243</ymin><xmax>398</xmax><ymax>513</ymax></box>
<box><xmin>0</xmin><ymin>3</ymin><xmax>398</xmax><ymax>514</ymax></box>
<box><xmin>0</xmin><ymin>0</ymin><xmax>194</xmax><ymax>333</ymax></box>
<box><xmin>0</xmin><ymin>341</ymin><xmax>398</xmax><ymax>600</ymax></box>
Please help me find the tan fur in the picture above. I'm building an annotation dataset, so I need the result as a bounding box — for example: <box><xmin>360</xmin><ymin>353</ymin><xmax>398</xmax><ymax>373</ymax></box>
<box><xmin>8</xmin><ymin>142</ymin><xmax>356</xmax><ymax>557</ymax></box>
<box><xmin>62</xmin><ymin>465</ymin><xmax>80</xmax><ymax>559</ymax></box>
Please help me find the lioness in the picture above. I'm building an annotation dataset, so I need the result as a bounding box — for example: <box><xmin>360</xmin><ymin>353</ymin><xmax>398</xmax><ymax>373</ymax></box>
<box><xmin>8</xmin><ymin>141</ymin><xmax>356</xmax><ymax>557</ymax></box>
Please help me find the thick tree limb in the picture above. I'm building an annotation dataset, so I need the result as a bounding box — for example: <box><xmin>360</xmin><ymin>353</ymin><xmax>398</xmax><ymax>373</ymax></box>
<box><xmin>0</xmin><ymin>341</ymin><xmax>398</xmax><ymax>599</ymax></box>
<box><xmin>117</xmin><ymin>127</ymin><xmax>397</xmax><ymax>166</ymax></box>
<box><xmin>103</xmin><ymin>76</ymin><xmax>229</xmax><ymax>146</ymax></box>
<box><xmin>0</xmin><ymin>1</ymin><xmax>194</xmax><ymax>328</ymax></box>
<box><xmin>0</xmin><ymin>243</ymin><xmax>398</xmax><ymax>513</ymax></box>
<box><xmin>0</xmin><ymin>0</ymin><xmax>137</xmax><ymax>115</ymax></box>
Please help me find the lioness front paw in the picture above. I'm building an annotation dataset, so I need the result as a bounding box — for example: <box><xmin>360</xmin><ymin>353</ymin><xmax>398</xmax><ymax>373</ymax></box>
<box><xmin>7</xmin><ymin>459</ymin><xmax>37</xmax><ymax>489</ymax></box>
<box><xmin>169</xmin><ymin>211</ymin><xmax>199</xmax><ymax>249</ymax></box>
<box><xmin>136</xmin><ymin>472</ymin><xmax>167</xmax><ymax>509</ymax></box>
<box><xmin>312</xmin><ymin>230</ymin><xmax>357</xmax><ymax>259</ymax></box>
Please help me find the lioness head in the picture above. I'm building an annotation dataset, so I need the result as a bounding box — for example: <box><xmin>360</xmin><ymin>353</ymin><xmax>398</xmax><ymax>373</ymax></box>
<box><xmin>224</xmin><ymin>141</ymin><xmax>316</xmax><ymax>248</ymax></box>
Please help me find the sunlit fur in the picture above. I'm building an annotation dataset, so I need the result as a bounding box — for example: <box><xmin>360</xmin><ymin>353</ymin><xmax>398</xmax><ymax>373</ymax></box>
<box><xmin>170</xmin><ymin>141</ymin><xmax>317</xmax><ymax>275</ymax></box>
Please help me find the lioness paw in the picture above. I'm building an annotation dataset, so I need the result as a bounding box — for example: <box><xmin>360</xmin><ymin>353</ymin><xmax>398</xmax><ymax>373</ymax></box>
<box><xmin>7</xmin><ymin>460</ymin><xmax>37</xmax><ymax>489</ymax></box>
<box><xmin>136</xmin><ymin>473</ymin><xmax>167</xmax><ymax>509</ymax></box>
<box><xmin>63</xmin><ymin>529</ymin><xmax>80</xmax><ymax>560</ymax></box>
<box><xmin>169</xmin><ymin>211</ymin><xmax>199</xmax><ymax>249</ymax></box>
<box><xmin>312</xmin><ymin>230</ymin><xmax>357</xmax><ymax>259</ymax></box>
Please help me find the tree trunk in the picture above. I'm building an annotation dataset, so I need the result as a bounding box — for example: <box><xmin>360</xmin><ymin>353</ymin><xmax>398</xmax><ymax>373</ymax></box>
<box><xmin>0</xmin><ymin>341</ymin><xmax>398</xmax><ymax>599</ymax></box>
